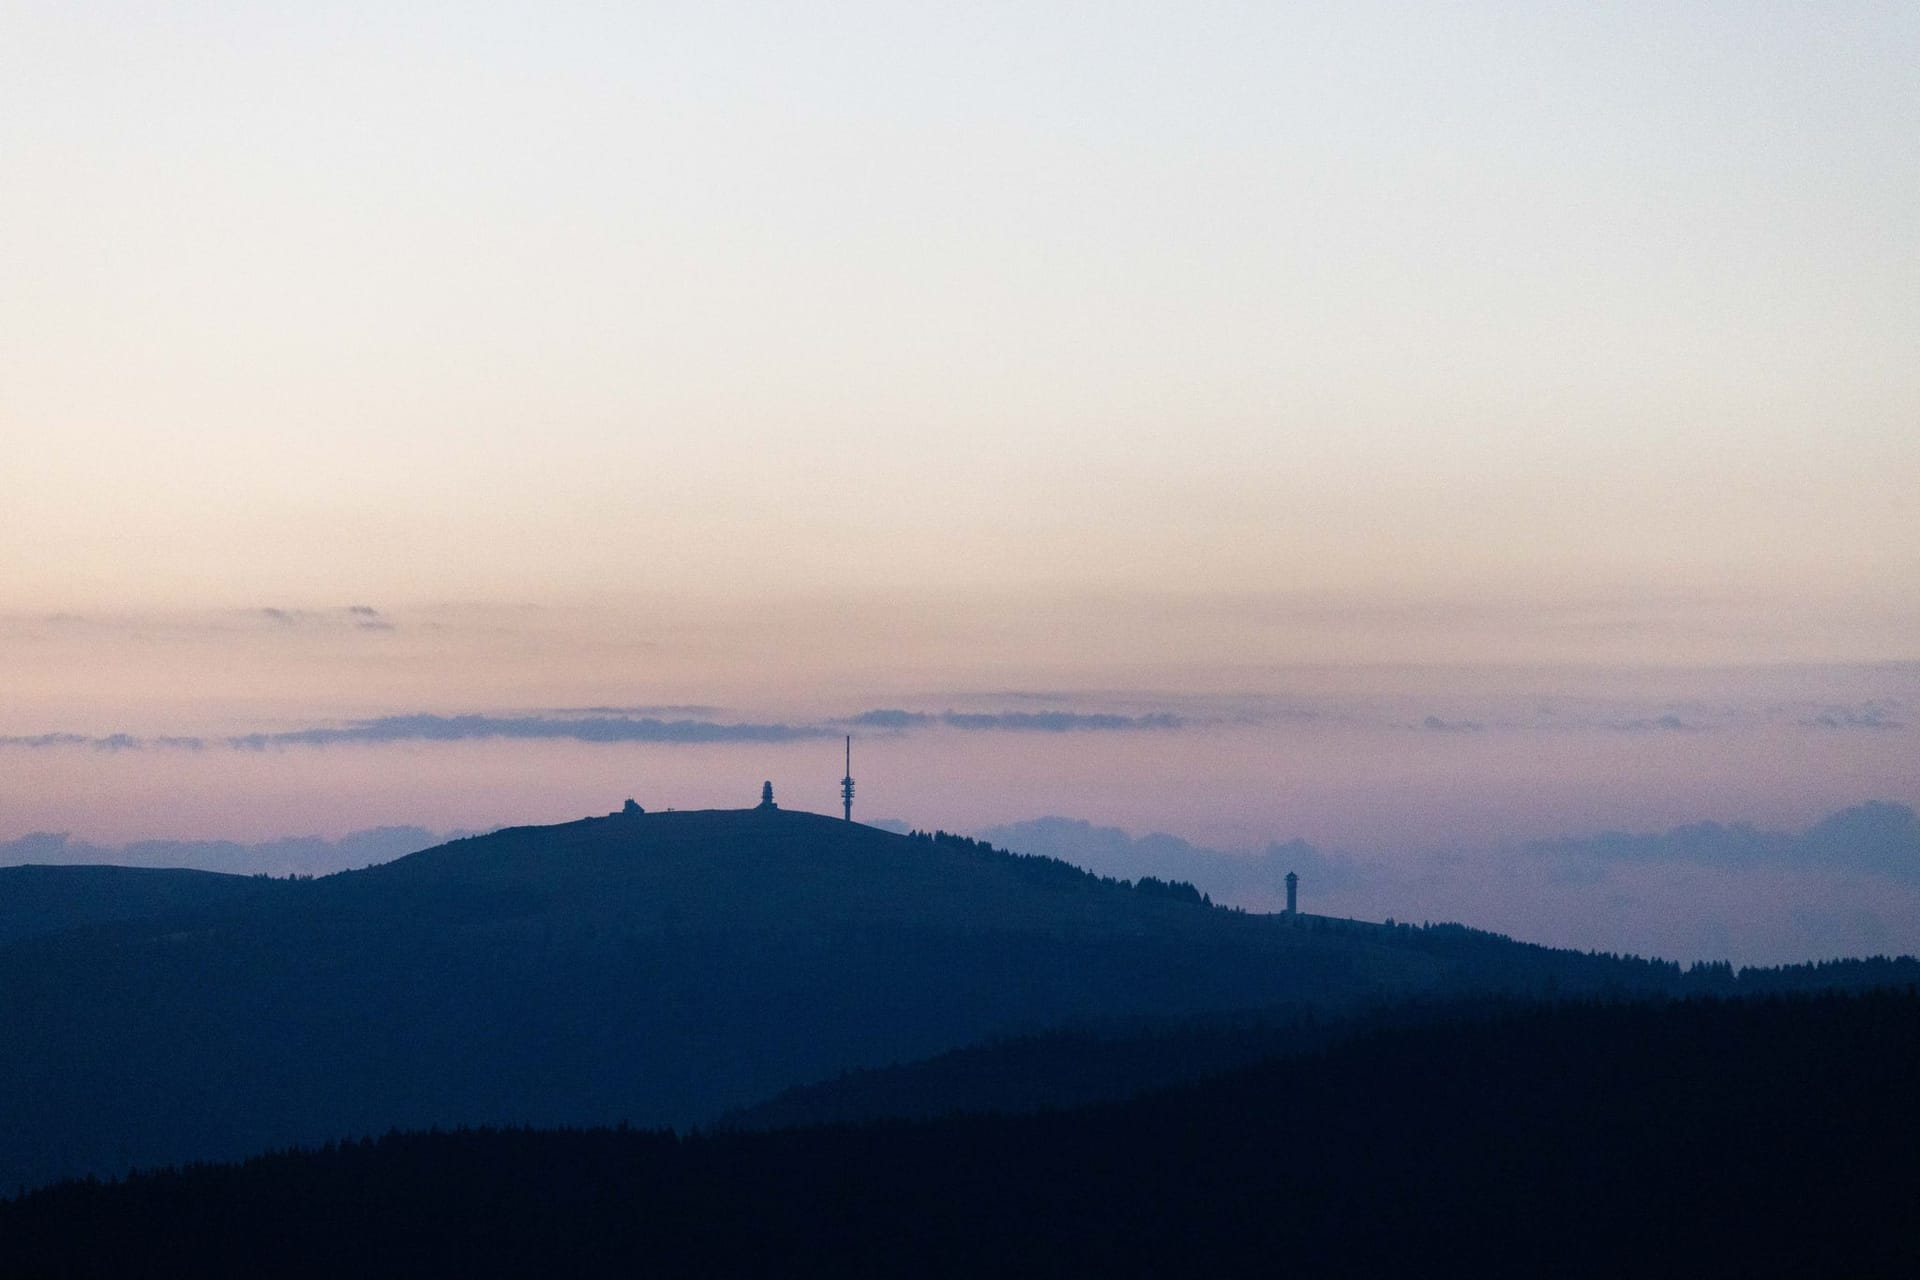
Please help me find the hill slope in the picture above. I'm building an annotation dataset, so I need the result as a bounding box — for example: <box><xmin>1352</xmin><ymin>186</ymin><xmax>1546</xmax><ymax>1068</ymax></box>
<box><xmin>0</xmin><ymin>863</ymin><xmax>280</xmax><ymax>945</ymax></box>
<box><xmin>6</xmin><ymin>991</ymin><xmax>1916</xmax><ymax>1279</ymax></box>
<box><xmin>0</xmin><ymin>806</ymin><xmax>1873</xmax><ymax>1193</ymax></box>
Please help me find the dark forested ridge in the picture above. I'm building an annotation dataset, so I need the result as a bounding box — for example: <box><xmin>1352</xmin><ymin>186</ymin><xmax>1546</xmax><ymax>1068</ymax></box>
<box><xmin>6</xmin><ymin>991</ymin><xmax>1916</xmax><ymax>1279</ymax></box>
<box><xmin>0</xmin><ymin>863</ymin><xmax>285</xmax><ymax>945</ymax></box>
<box><xmin>721</xmin><ymin>1010</ymin><xmax>1340</xmax><ymax>1130</ymax></box>
<box><xmin>724</xmin><ymin>943</ymin><xmax>1920</xmax><ymax>1129</ymax></box>
<box><xmin>3</xmin><ymin>808</ymin><xmax>1915</xmax><ymax>1195</ymax></box>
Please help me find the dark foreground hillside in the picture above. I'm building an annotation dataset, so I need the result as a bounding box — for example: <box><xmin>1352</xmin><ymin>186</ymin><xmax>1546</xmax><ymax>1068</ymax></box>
<box><xmin>726</xmin><ymin>951</ymin><xmax>1920</xmax><ymax>1130</ymax></box>
<box><xmin>6</xmin><ymin>992</ymin><xmax>1916</xmax><ymax>1279</ymax></box>
<box><xmin>8</xmin><ymin>805</ymin><xmax>1808</xmax><ymax>1193</ymax></box>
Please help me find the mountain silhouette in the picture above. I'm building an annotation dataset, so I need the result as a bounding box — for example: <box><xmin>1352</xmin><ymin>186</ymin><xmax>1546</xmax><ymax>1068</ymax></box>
<box><xmin>1</xmin><ymin>805</ymin><xmax>1907</xmax><ymax>1193</ymax></box>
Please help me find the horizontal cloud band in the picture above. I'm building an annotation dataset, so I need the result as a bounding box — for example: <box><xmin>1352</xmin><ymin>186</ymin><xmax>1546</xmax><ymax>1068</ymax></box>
<box><xmin>845</xmin><ymin>709</ymin><xmax>1182</xmax><ymax>732</ymax></box>
<box><xmin>0</xmin><ymin>733</ymin><xmax>207</xmax><ymax>751</ymax></box>
<box><xmin>1524</xmin><ymin>802</ymin><xmax>1920</xmax><ymax>881</ymax></box>
<box><xmin>2</xmin><ymin>708</ymin><xmax>1186</xmax><ymax>751</ymax></box>
<box><xmin>228</xmin><ymin>714</ymin><xmax>831</xmax><ymax>748</ymax></box>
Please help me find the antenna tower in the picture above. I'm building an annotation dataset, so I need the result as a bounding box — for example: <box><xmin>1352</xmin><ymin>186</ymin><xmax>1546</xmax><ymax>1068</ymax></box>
<box><xmin>841</xmin><ymin>735</ymin><xmax>855</xmax><ymax>822</ymax></box>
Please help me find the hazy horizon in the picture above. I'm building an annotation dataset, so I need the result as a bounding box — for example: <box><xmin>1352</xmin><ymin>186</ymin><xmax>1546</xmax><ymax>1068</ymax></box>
<box><xmin>5</xmin><ymin>5</ymin><xmax>1915</xmax><ymax>965</ymax></box>
<box><xmin>10</xmin><ymin>786</ymin><xmax>1918</xmax><ymax>970</ymax></box>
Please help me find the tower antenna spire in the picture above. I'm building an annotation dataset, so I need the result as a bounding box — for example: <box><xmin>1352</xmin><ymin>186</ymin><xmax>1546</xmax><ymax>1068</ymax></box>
<box><xmin>841</xmin><ymin>735</ymin><xmax>855</xmax><ymax>822</ymax></box>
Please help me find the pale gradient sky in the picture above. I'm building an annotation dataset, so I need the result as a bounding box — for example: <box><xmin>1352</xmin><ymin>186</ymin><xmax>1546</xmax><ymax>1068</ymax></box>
<box><xmin>3</xmin><ymin>5</ymin><xmax>1917</xmax><ymax>960</ymax></box>
<box><xmin>5</xmin><ymin>3</ymin><xmax>1915</xmax><ymax>617</ymax></box>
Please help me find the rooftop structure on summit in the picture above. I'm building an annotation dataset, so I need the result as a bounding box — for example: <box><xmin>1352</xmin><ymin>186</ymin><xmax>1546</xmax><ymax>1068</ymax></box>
<box><xmin>757</xmin><ymin>781</ymin><xmax>777</xmax><ymax>811</ymax></box>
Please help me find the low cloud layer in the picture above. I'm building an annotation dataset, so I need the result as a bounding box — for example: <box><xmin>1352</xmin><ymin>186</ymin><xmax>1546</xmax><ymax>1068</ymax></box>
<box><xmin>1798</xmin><ymin>703</ymin><xmax>1904</xmax><ymax>731</ymax></box>
<box><xmin>0</xmin><ymin>682</ymin><xmax>1909</xmax><ymax>757</ymax></box>
<box><xmin>0</xmin><ymin>733</ymin><xmax>207</xmax><ymax>751</ymax></box>
<box><xmin>4</xmin><ymin>707</ymin><xmax>1188</xmax><ymax>750</ymax></box>
<box><xmin>847</xmin><ymin>709</ymin><xmax>1182</xmax><ymax>732</ymax></box>
<box><xmin>976</xmin><ymin>804</ymin><xmax>1920</xmax><ymax>966</ymax></box>
<box><xmin>1420</xmin><ymin>716</ymin><xmax>1484</xmax><ymax>733</ymax></box>
<box><xmin>260</xmin><ymin>605</ymin><xmax>398</xmax><ymax>633</ymax></box>
<box><xmin>1523</xmin><ymin>801</ymin><xmax>1920</xmax><ymax>882</ymax></box>
<box><xmin>228</xmin><ymin>714</ymin><xmax>830</xmax><ymax>749</ymax></box>
<box><xmin>976</xmin><ymin>817</ymin><xmax>1366</xmax><ymax>904</ymax></box>
<box><xmin>1605</xmin><ymin>713</ymin><xmax>1703</xmax><ymax>733</ymax></box>
<box><xmin>3</xmin><ymin>715</ymin><xmax>834</xmax><ymax>751</ymax></box>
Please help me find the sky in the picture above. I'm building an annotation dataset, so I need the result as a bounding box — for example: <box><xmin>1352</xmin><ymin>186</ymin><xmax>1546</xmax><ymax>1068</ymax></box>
<box><xmin>3</xmin><ymin>4</ymin><xmax>1916</xmax><ymax>963</ymax></box>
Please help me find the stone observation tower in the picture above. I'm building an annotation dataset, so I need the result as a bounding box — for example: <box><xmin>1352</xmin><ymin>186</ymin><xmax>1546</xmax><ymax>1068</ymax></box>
<box><xmin>758</xmin><ymin>781</ymin><xmax>777</xmax><ymax>810</ymax></box>
<box><xmin>1285</xmin><ymin>871</ymin><xmax>1299</xmax><ymax>918</ymax></box>
<box><xmin>841</xmin><ymin>736</ymin><xmax>855</xmax><ymax>822</ymax></box>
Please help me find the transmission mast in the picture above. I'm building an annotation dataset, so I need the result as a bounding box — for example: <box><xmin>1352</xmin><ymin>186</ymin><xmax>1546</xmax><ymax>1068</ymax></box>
<box><xmin>841</xmin><ymin>735</ymin><xmax>855</xmax><ymax>822</ymax></box>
